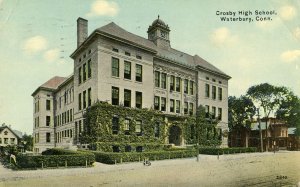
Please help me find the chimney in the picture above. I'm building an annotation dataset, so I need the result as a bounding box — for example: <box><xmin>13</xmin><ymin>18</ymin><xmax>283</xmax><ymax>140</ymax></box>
<box><xmin>77</xmin><ymin>17</ymin><xmax>88</xmax><ymax>47</ymax></box>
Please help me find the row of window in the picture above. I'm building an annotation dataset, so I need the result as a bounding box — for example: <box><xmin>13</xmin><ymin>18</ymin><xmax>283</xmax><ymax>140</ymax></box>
<box><xmin>56</xmin><ymin>129</ymin><xmax>73</xmax><ymax>143</ymax></box>
<box><xmin>154</xmin><ymin>96</ymin><xmax>194</xmax><ymax>115</ymax></box>
<box><xmin>78</xmin><ymin>88</ymin><xmax>92</xmax><ymax>110</ymax></box>
<box><xmin>78</xmin><ymin>49</ymin><xmax>92</xmax><ymax>63</ymax></box>
<box><xmin>34</xmin><ymin>100</ymin><xmax>39</xmax><ymax>113</ymax></box>
<box><xmin>112</xmin><ymin>57</ymin><xmax>143</xmax><ymax>82</ymax></box>
<box><xmin>0</xmin><ymin>138</ymin><xmax>15</xmax><ymax>144</ymax></box>
<box><xmin>58</xmin><ymin>88</ymin><xmax>74</xmax><ymax>109</ymax></box>
<box><xmin>78</xmin><ymin>59</ymin><xmax>92</xmax><ymax>84</ymax></box>
<box><xmin>34</xmin><ymin>117</ymin><xmax>39</xmax><ymax>128</ymax></box>
<box><xmin>55</xmin><ymin>108</ymin><xmax>73</xmax><ymax>127</ymax></box>
<box><xmin>205</xmin><ymin>105</ymin><xmax>222</xmax><ymax>120</ymax></box>
<box><xmin>34</xmin><ymin>133</ymin><xmax>39</xmax><ymax>143</ymax></box>
<box><xmin>112</xmin><ymin>48</ymin><xmax>142</xmax><ymax>60</ymax></box>
<box><xmin>206</xmin><ymin>76</ymin><xmax>222</xmax><ymax>84</ymax></box>
<box><xmin>112</xmin><ymin>87</ymin><xmax>143</xmax><ymax>108</ymax></box>
<box><xmin>205</xmin><ymin>84</ymin><xmax>223</xmax><ymax>100</ymax></box>
<box><xmin>154</xmin><ymin>71</ymin><xmax>195</xmax><ymax>95</ymax></box>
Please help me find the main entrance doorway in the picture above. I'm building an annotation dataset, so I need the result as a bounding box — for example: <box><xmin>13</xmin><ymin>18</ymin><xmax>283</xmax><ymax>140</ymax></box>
<box><xmin>169</xmin><ymin>126</ymin><xmax>182</xmax><ymax>146</ymax></box>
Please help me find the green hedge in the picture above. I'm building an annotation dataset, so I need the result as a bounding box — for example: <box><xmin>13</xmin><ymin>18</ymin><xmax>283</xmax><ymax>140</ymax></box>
<box><xmin>85</xmin><ymin>149</ymin><xmax>197</xmax><ymax>164</ymax></box>
<box><xmin>42</xmin><ymin>148</ymin><xmax>80</xmax><ymax>155</ymax></box>
<box><xmin>16</xmin><ymin>149</ymin><xmax>95</xmax><ymax>169</ymax></box>
<box><xmin>90</xmin><ymin>142</ymin><xmax>168</xmax><ymax>152</ymax></box>
<box><xmin>198</xmin><ymin>147</ymin><xmax>257</xmax><ymax>155</ymax></box>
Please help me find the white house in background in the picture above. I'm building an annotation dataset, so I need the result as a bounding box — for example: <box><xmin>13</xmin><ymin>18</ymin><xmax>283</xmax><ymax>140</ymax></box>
<box><xmin>0</xmin><ymin>124</ymin><xmax>22</xmax><ymax>147</ymax></box>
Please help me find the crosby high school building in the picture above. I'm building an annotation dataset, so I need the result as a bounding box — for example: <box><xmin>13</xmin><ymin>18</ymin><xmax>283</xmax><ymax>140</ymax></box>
<box><xmin>32</xmin><ymin>17</ymin><xmax>231</xmax><ymax>153</ymax></box>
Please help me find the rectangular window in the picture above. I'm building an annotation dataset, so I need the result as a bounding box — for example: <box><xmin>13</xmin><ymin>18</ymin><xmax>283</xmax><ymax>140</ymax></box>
<box><xmin>205</xmin><ymin>105</ymin><xmax>209</xmax><ymax>118</ymax></box>
<box><xmin>46</xmin><ymin>116</ymin><xmax>50</xmax><ymax>126</ymax></box>
<box><xmin>124</xmin><ymin>119</ymin><xmax>130</xmax><ymax>135</ymax></box>
<box><xmin>205</xmin><ymin>84</ymin><xmax>210</xmax><ymax>98</ymax></box>
<box><xmin>112</xmin><ymin>57</ymin><xmax>119</xmax><ymax>77</ymax></box>
<box><xmin>88</xmin><ymin>59</ymin><xmax>91</xmax><ymax>78</ymax></box>
<box><xmin>154</xmin><ymin>122</ymin><xmax>160</xmax><ymax>138</ymax></box>
<box><xmin>4</xmin><ymin>138</ymin><xmax>8</xmax><ymax>144</ymax></box>
<box><xmin>112</xmin><ymin>87</ymin><xmax>119</xmax><ymax>105</ymax></box>
<box><xmin>176</xmin><ymin>77</ymin><xmax>181</xmax><ymax>92</ymax></box>
<box><xmin>135</xmin><ymin>120</ymin><xmax>142</xmax><ymax>136</ymax></box>
<box><xmin>161</xmin><ymin>97</ymin><xmax>166</xmax><ymax>111</ymax></box>
<box><xmin>212</xmin><ymin>106</ymin><xmax>216</xmax><ymax>119</ymax></box>
<box><xmin>136</xmin><ymin>55</ymin><xmax>142</xmax><ymax>60</ymax></box>
<box><xmin>189</xmin><ymin>103</ymin><xmax>194</xmax><ymax>115</ymax></box>
<box><xmin>218</xmin><ymin>108</ymin><xmax>222</xmax><ymax>120</ymax></box>
<box><xmin>136</xmin><ymin>64</ymin><xmax>143</xmax><ymax>82</ymax></box>
<box><xmin>154</xmin><ymin>96</ymin><xmax>160</xmax><ymax>110</ymax></box>
<box><xmin>184</xmin><ymin>79</ymin><xmax>188</xmax><ymax>94</ymax></box>
<box><xmin>170</xmin><ymin>99</ymin><xmax>175</xmax><ymax>112</ymax></box>
<box><xmin>83</xmin><ymin>90</ymin><xmax>87</xmax><ymax>109</ymax></box>
<box><xmin>46</xmin><ymin>133</ymin><xmax>51</xmax><ymax>143</ymax></box>
<box><xmin>112</xmin><ymin>117</ymin><xmax>119</xmax><ymax>135</ymax></box>
<box><xmin>83</xmin><ymin>63</ymin><xmax>87</xmax><ymax>81</ymax></box>
<box><xmin>218</xmin><ymin>87</ymin><xmax>222</xmax><ymax>100</ymax></box>
<box><xmin>170</xmin><ymin>75</ymin><xmax>175</xmax><ymax>91</ymax></box>
<box><xmin>78</xmin><ymin>93</ymin><xmax>82</xmax><ymax>110</ymax></box>
<box><xmin>124</xmin><ymin>61</ymin><xmax>131</xmax><ymax>80</ymax></box>
<box><xmin>124</xmin><ymin>89</ymin><xmax>131</xmax><ymax>107</ymax></box>
<box><xmin>190</xmin><ymin>81</ymin><xmax>194</xmax><ymax>95</ymax></box>
<box><xmin>88</xmin><ymin>88</ymin><xmax>91</xmax><ymax>107</ymax></box>
<box><xmin>125</xmin><ymin>51</ymin><xmax>131</xmax><ymax>56</ymax></box>
<box><xmin>135</xmin><ymin>91</ymin><xmax>142</xmax><ymax>109</ymax></box>
<box><xmin>155</xmin><ymin>71</ymin><xmax>160</xmax><ymax>87</ymax></box>
<box><xmin>184</xmin><ymin>102</ymin><xmax>188</xmax><ymax>114</ymax></box>
<box><xmin>112</xmin><ymin>48</ymin><xmax>119</xmax><ymax>52</ymax></box>
<box><xmin>176</xmin><ymin>100</ymin><xmax>180</xmax><ymax>113</ymax></box>
<box><xmin>161</xmin><ymin>73</ymin><xmax>167</xmax><ymax>89</ymax></box>
<box><xmin>10</xmin><ymin>138</ymin><xmax>15</xmax><ymax>144</ymax></box>
<box><xmin>78</xmin><ymin>67</ymin><xmax>82</xmax><ymax>84</ymax></box>
<box><xmin>46</xmin><ymin>100</ymin><xmax>51</xmax><ymax>110</ymax></box>
<box><xmin>70</xmin><ymin>109</ymin><xmax>73</xmax><ymax>121</ymax></box>
<box><xmin>212</xmin><ymin>86</ymin><xmax>216</xmax><ymax>100</ymax></box>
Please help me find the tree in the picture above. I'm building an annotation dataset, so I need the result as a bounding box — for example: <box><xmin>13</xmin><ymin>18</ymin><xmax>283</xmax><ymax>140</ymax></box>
<box><xmin>247</xmin><ymin>83</ymin><xmax>290</xmax><ymax>151</ymax></box>
<box><xmin>21</xmin><ymin>134</ymin><xmax>33</xmax><ymax>151</ymax></box>
<box><xmin>228</xmin><ymin>95</ymin><xmax>256</xmax><ymax>147</ymax></box>
<box><xmin>276</xmin><ymin>93</ymin><xmax>300</xmax><ymax>136</ymax></box>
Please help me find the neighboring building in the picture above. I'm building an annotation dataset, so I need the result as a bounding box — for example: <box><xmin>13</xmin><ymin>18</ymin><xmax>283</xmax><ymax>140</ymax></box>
<box><xmin>32</xmin><ymin>17</ymin><xmax>231</xmax><ymax>153</ymax></box>
<box><xmin>229</xmin><ymin>118</ymin><xmax>299</xmax><ymax>150</ymax></box>
<box><xmin>0</xmin><ymin>124</ymin><xmax>22</xmax><ymax>147</ymax></box>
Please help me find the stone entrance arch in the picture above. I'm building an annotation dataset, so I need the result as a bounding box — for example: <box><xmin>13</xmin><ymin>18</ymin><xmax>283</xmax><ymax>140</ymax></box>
<box><xmin>169</xmin><ymin>125</ymin><xmax>182</xmax><ymax>146</ymax></box>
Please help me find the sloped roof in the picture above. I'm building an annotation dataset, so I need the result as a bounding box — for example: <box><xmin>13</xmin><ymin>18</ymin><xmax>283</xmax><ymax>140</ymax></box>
<box><xmin>95</xmin><ymin>22</ymin><xmax>230</xmax><ymax>78</ymax></box>
<box><xmin>96</xmin><ymin>22</ymin><xmax>157</xmax><ymax>51</ymax></box>
<box><xmin>40</xmin><ymin>76</ymin><xmax>68</xmax><ymax>89</ymax></box>
<box><xmin>0</xmin><ymin>125</ymin><xmax>22</xmax><ymax>139</ymax></box>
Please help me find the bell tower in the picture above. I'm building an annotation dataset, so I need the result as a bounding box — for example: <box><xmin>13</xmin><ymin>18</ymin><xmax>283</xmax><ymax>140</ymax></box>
<box><xmin>147</xmin><ymin>16</ymin><xmax>170</xmax><ymax>48</ymax></box>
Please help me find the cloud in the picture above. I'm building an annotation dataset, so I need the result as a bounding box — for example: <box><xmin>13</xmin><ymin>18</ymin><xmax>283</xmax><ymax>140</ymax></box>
<box><xmin>44</xmin><ymin>48</ymin><xmax>59</xmax><ymax>62</ymax></box>
<box><xmin>279</xmin><ymin>5</ymin><xmax>296</xmax><ymax>21</ymax></box>
<box><xmin>210</xmin><ymin>27</ymin><xmax>238</xmax><ymax>47</ymax></box>
<box><xmin>293</xmin><ymin>27</ymin><xmax>300</xmax><ymax>40</ymax></box>
<box><xmin>280</xmin><ymin>50</ymin><xmax>300</xmax><ymax>62</ymax></box>
<box><xmin>22</xmin><ymin>36</ymin><xmax>47</xmax><ymax>54</ymax></box>
<box><xmin>86</xmin><ymin>0</ymin><xmax>119</xmax><ymax>17</ymax></box>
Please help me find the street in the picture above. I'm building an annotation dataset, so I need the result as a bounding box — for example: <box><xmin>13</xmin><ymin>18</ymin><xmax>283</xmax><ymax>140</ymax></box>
<box><xmin>0</xmin><ymin>151</ymin><xmax>299</xmax><ymax>187</ymax></box>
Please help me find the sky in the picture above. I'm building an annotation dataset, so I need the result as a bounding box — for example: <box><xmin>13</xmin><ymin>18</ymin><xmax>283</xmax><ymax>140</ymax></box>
<box><xmin>0</xmin><ymin>0</ymin><xmax>299</xmax><ymax>135</ymax></box>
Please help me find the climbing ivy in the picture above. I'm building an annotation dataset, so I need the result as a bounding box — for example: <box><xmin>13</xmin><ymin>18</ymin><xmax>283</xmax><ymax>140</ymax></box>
<box><xmin>80</xmin><ymin>101</ymin><xmax>222</xmax><ymax>151</ymax></box>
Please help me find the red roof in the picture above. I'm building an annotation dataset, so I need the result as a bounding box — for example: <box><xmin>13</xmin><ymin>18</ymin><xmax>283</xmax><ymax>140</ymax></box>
<box><xmin>40</xmin><ymin>76</ymin><xmax>67</xmax><ymax>89</ymax></box>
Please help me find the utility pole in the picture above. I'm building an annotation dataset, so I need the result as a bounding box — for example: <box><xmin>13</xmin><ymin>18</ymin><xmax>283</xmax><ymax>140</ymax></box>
<box><xmin>257</xmin><ymin>108</ymin><xmax>263</xmax><ymax>152</ymax></box>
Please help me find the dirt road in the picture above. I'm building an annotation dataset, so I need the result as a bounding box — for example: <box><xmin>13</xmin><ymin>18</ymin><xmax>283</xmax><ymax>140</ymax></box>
<box><xmin>0</xmin><ymin>151</ymin><xmax>299</xmax><ymax>187</ymax></box>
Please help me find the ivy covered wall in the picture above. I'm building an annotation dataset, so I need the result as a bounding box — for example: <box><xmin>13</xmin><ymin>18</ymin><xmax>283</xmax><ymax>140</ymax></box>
<box><xmin>80</xmin><ymin>101</ymin><xmax>222</xmax><ymax>152</ymax></box>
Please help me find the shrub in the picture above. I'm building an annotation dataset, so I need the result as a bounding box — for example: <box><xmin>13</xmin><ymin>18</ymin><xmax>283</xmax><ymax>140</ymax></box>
<box><xmin>85</xmin><ymin>149</ymin><xmax>197</xmax><ymax>164</ymax></box>
<box><xmin>198</xmin><ymin>147</ymin><xmax>257</xmax><ymax>155</ymax></box>
<box><xmin>16</xmin><ymin>149</ymin><xmax>95</xmax><ymax>169</ymax></box>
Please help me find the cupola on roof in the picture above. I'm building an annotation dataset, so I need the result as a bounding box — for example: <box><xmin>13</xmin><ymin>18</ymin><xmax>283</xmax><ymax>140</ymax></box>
<box><xmin>148</xmin><ymin>15</ymin><xmax>170</xmax><ymax>32</ymax></box>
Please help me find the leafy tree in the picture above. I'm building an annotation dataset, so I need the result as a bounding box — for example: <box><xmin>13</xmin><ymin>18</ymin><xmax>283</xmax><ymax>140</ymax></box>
<box><xmin>228</xmin><ymin>95</ymin><xmax>256</xmax><ymax>147</ymax></box>
<box><xmin>21</xmin><ymin>134</ymin><xmax>33</xmax><ymax>151</ymax></box>
<box><xmin>228</xmin><ymin>95</ymin><xmax>256</xmax><ymax>130</ymax></box>
<box><xmin>276</xmin><ymin>93</ymin><xmax>300</xmax><ymax>136</ymax></box>
<box><xmin>247</xmin><ymin>83</ymin><xmax>290</xmax><ymax>150</ymax></box>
